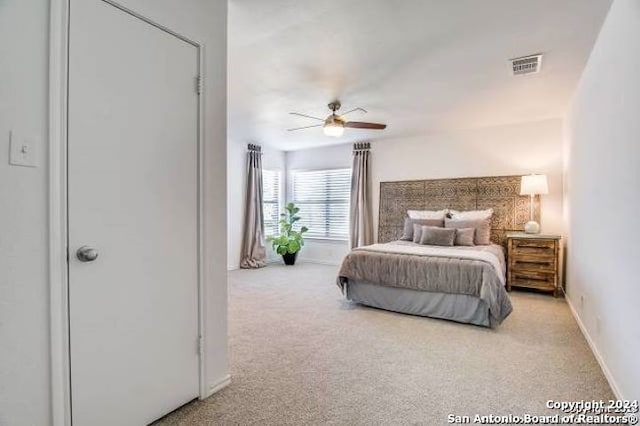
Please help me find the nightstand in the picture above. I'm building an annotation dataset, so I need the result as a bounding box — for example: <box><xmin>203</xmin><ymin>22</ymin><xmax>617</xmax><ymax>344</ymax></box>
<box><xmin>506</xmin><ymin>232</ymin><xmax>562</xmax><ymax>297</ymax></box>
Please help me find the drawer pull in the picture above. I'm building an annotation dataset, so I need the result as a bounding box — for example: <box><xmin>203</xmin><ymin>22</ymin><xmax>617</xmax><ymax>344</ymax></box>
<box><xmin>516</xmin><ymin>243</ymin><xmax>550</xmax><ymax>248</ymax></box>
<box><xmin>513</xmin><ymin>240</ymin><xmax>555</xmax><ymax>249</ymax></box>
<box><xmin>514</xmin><ymin>274</ymin><xmax>550</xmax><ymax>282</ymax></box>
<box><xmin>513</xmin><ymin>248</ymin><xmax>554</xmax><ymax>257</ymax></box>
<box><xmin>514</xmin><ymin>245</ymin><xmax>553</xmax><ymax>250</ymax></box>
<box><xmin>514</xmin><ymin>260</ymin><xmax>554</xmax><ymax>269</ymax></box>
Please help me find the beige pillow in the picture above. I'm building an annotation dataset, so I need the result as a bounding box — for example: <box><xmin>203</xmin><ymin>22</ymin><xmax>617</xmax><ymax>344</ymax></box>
<box><xmin>449</xmin><ymin>208</ymin><xmax>493</xmax><ymax>221</ymax></box>
<box><xmin>407</xmin><ymin>209</ymin><xmax>448</xmax><ymax>220</ymax></box>
<box><xmin>454</xmin><ymin>228</ymin><xmax>475</xmax><ymax>246</ymax></box>
<box><xmin>445</xmin><ymin>218</ymin><xmax>491</xmax><ymax>245</ymax></box>
<box><xmin>400</xmin><ymin>217</ymin><xmax>444</xmax><ymax>241</ymax></box>
<box><xmin>412</xmin><ymin>223</ymin><xmax>424</xmax><ymax>243</ymax></box>
<box><xmin>419</xmin><ymin>226</ymin><xmax>456</xmax><ymax>246</ymax></box>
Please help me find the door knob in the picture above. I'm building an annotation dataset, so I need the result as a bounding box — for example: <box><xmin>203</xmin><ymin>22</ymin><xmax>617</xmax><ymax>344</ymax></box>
<box><xmin>77</xmin><ymin>246</ymin><xmax>99</xmax><ymax>262</ymax></box>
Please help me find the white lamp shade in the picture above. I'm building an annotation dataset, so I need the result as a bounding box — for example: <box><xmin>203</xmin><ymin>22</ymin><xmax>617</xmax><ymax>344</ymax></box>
<box><xmin>520</xmin><ymin>174</ymin><xmax>549</xmax><ymax>195</ymax></box>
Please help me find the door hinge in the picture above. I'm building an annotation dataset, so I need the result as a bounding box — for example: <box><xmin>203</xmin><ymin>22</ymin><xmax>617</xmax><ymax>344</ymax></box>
<box><xmin>195</xmin><ymin>75</ymin><xmax>201</xmax><ymax>95</ymax></box>
<box><xmin>198</xmin><ymin>335</ymin><xmax>204</xmax><ymax>356</ymax></box>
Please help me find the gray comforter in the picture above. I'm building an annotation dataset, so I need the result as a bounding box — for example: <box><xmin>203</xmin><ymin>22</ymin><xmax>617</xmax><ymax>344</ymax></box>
<box><xmin>337</xmin><ymin>241</ymin><xmax>512</xmax><ymax>326</ymax></box>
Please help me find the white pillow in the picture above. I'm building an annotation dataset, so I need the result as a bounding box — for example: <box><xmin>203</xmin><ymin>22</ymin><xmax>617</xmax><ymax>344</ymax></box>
<box><xmin>449</xmin><ymin>208</ymin><xmax>493</xmax><ymax>220</ymax></box>
<box><xmin>407</xmin><ymin>209</ymin><xmax>448</xmax><ymax>220</ymax></box>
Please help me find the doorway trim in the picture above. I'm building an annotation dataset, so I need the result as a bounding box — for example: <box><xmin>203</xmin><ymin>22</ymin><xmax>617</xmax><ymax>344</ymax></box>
<box><xmin>49</xmin><ymin>1</ymin><xmax>208</xmax><ymax>424</ymax></box>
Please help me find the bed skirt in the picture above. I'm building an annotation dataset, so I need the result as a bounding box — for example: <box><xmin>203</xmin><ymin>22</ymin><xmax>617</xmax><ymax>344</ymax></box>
<box><xmin>345</xmin><ymin>279</ymin><xmax>492</xmax><ymax>327</ymax></box>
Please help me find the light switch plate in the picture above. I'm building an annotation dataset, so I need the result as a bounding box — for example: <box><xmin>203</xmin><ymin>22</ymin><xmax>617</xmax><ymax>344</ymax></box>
<box><xmin>9</xmin><ymin>131</ymin><xmax>38</xmax><ymax>168</ymax></box>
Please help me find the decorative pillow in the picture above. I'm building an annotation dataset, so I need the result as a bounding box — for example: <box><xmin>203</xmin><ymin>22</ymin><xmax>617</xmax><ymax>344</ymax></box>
<box><xmin>454</xmin><ymin>228</ymin><xmax>475</xmax><ymax>246</ymax></box>
<box><xmin>400</xmin><ymin>217</ymin><xmax>444</xmax><ymax>241</ymax></box>
<box><xmin>448</xmin><ymin>208</ymin><xmax>493</xmax><ymax>221</ymax></box>
<box><xmin>419</xmin><ymin>226</ymin><xmax>456</xmax><ymax>246</ymax></box>
<box><xmin>445</xmin><ymin>217</ymin><xmax>491</xmax><ymax>245</ymax></box>
<box><xmin>406</xmin><ymin>209</ymin><xmax>448</xmax><ymax>220</ymax></box>
<box><xmin>412</xmin><ymin>223</ymin><xmax>423</xmax><ymax>243</ymax></box>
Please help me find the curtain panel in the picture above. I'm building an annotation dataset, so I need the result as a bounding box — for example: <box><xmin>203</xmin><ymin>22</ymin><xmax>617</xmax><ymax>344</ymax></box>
<box><xmin>240</xmin><ymin>144</ymin><xmax>267</xmax><ymax>268</ymax></box>
<box><xmin>349</xmin><ymin>142</ymin><xmax>373</xmax><ymax>249</ymax></box>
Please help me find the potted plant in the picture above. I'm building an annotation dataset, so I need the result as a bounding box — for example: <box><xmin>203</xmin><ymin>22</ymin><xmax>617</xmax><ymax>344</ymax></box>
<box><xmin>267</xmin><ymin>202</ymin><xmax>308</xmax><ymax>265</ymax></box>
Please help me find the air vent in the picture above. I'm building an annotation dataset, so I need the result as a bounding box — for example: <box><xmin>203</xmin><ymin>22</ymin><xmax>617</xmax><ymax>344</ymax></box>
<box><xmin>511</xmin><ymin>54</ymin><xmax>542</xmax><ymax>75</ymax></box>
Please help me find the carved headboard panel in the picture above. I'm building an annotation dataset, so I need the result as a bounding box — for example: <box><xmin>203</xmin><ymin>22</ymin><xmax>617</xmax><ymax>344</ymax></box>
<box><xmin>378</xmin><ymin>175</ymin><xmax>540</xmax><ymax>246</ymax></box>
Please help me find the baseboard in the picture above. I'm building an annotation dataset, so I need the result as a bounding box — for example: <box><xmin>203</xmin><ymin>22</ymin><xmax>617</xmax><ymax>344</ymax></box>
<box><xmin>203</xmin><ymin>374</ymin><xmax>231</xmax><ymax>399</ymax></box>
<box><xmin>230</xmin><ymin>258</ymin><xmax>341</xmax><ymax>268</ymax></box>
<box><xmin>565</xmin><ymin>297</ymin><xmax>623</xmax><ymax>400</ymax></box>
<box><xmin>227</xmin><ymin>257</ymin><xmax>282</xmax><ymax>271</ymax></box>
<box><xmin>298</xmin><ymin>258</ymin><xmax>341</xmax><ymax>266</ymax></box>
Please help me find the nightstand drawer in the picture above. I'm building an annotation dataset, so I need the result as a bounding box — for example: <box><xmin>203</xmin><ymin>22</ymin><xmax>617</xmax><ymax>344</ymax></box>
<box><xmin>510</xmin><ymin>270</ymin><xmax>556</xmax><ymax>290</ymax></box>
<box><xmin>511</xmin><ymin>257</ymin><xmax>556</xmax><ymax>272</ymax></box>
<box><xmin>511</xmin><ymin>239</ymin><xmax>556</xmax><ymax>257</ymax></box>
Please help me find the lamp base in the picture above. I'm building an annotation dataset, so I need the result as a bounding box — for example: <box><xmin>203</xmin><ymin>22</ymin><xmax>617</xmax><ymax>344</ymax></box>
<box><xmin>524</xmin><ymin>221</ymin><xmax>541</xmax><ymax>234</ymax></box>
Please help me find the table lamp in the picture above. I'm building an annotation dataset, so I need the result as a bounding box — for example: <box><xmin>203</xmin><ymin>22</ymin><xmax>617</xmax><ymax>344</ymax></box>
<box><xmin>520</xmin><ymin>174</ymin><xmax>548</xmax><ymax>234</ymax></box>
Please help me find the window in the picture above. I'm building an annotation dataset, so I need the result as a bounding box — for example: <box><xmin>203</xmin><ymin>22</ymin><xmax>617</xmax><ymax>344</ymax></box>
<box><xmin>291</xmin><ymin>168</ymin><xmax>351</xmax><ymax>240</ymax></box>
<box><xmin>262</xmin><ymin>170</ymin><xmax>281</xmax><ymax>236</ymax></box>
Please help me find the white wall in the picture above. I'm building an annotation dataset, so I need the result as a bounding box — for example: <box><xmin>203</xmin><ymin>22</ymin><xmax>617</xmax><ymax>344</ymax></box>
<box><xmin>284</xmin><ymin>119</ymin><xmax>565</xmax><ymax>264</ymax></box>
<box><xmin>227</xmin><ymin>141</ymin><xmax>286</xmax><ymax>269</ymax></box>
<box><xmin>0</xmin><ymin>2</ymin><xmax>51</xmax><ymax>424</ymax></box>
<box><xmin>564</xmin><ymin>0</ymin><xmax>639</xmax><ymax>400</ymax></box>
<box><xmin>0</xmin><ymin>1</ymin><xmax>228</xmax><ymax>424</ymax></box>
<box><xmin>371</xmin><ymin>119</ymin><xmax>564</xmax><ymax>237</ymax></box>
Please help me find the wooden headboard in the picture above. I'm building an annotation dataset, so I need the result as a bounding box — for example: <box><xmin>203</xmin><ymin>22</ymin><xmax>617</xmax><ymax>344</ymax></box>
<box><xmin>378</xmin><ymin>175</ymin><xmax>540</xmax><ymax>247</ymax></box>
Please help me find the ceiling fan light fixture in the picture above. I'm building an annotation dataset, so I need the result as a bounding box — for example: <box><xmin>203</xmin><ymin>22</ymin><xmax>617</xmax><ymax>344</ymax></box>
<box><xmin>323</xmin><ymin>116</ymin><xmax>344</xmax><ymax>137</ymax></box>
<box><xmin>323</xmin><ymin>122</ymin><xmax>344</xmax><ymax>137</ymax></box>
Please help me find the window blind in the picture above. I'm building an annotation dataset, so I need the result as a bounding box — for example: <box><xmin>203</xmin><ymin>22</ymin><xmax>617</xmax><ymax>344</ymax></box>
<box><xmin>291</xmin><ymin>168</ymin><xmax>351</xmax><ymax>240</ymax></box>
<box><xmin>262</xmin><ymin>169</ymin><xmax>281</xmax><ymax>236</ymax></box>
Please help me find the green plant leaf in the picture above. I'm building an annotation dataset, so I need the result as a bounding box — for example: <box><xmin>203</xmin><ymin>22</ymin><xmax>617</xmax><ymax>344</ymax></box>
<box><xmin>300</xmin><ymin>226</ymin><xmax>309</xmax><ymax>233</ymax></box>
<box><xmin>287</xmin><ymin>240</ymin><xmax>300</xmax><ymax>253</ymax></box>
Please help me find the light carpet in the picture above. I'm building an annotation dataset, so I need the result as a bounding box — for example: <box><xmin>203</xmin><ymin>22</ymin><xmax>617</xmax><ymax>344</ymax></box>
<box><xmin>155</xmin><ymin>262</ymin><xmax>612</xmax><ymax>425</ymax></box>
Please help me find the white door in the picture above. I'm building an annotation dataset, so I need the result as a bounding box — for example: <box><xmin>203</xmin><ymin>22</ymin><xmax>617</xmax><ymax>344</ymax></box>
<box><xmin>68</xmin><ymin>1</ymin><xmax>200</xmax><ymax>424</ymax></box>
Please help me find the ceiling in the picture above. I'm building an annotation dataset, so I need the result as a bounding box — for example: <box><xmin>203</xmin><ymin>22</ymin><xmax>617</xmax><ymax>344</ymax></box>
<box><xmin>228</xmin><ymin>0</ymin><xmax>612</xmax><ymax>151</ymax></box>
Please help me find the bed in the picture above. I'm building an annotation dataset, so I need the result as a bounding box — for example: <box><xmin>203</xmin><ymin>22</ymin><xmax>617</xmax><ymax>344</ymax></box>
<box><xmin>336</xmin><ymin>175</ymin><xmax>541</xmax><ymax>328</ymax></box>
<box><xmin>337</xmin><ymin>241</ymin><xmax>511</xmax><ymax>327</ymax></box>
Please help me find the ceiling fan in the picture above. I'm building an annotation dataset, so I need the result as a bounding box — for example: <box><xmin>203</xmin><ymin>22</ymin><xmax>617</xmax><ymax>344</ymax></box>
<box><xmin>288</xmin><ymin>101</ymin><xmax>387</xmax><ymax>137</ymax></box>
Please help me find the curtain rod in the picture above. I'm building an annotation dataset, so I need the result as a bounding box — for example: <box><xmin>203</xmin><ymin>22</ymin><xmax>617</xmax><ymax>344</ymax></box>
<box><xmin>353</xmin><ymin>142</ymin><xmax>371</xmax><ymax>151</ymax></box>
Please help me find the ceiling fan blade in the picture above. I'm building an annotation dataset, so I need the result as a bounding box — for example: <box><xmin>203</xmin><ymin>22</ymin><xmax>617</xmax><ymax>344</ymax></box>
<box><xmin>289</xmin><ymin>112</ymin><xmax>325</xmax><ymax>122</ymax></box>
<box><xmin>339</xmin><ymin>107</ymin><xmax>368</xmax><ymax>117</ymax></box>
<box><xmin>344</xmin><ymin>121</ymin><xmax>387</xmax><ymax>130</ymax></box>
<box><xmin>287</xmin><ymin>124</ymin><xmax>323</xmax><ymax>132</ymax></box>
